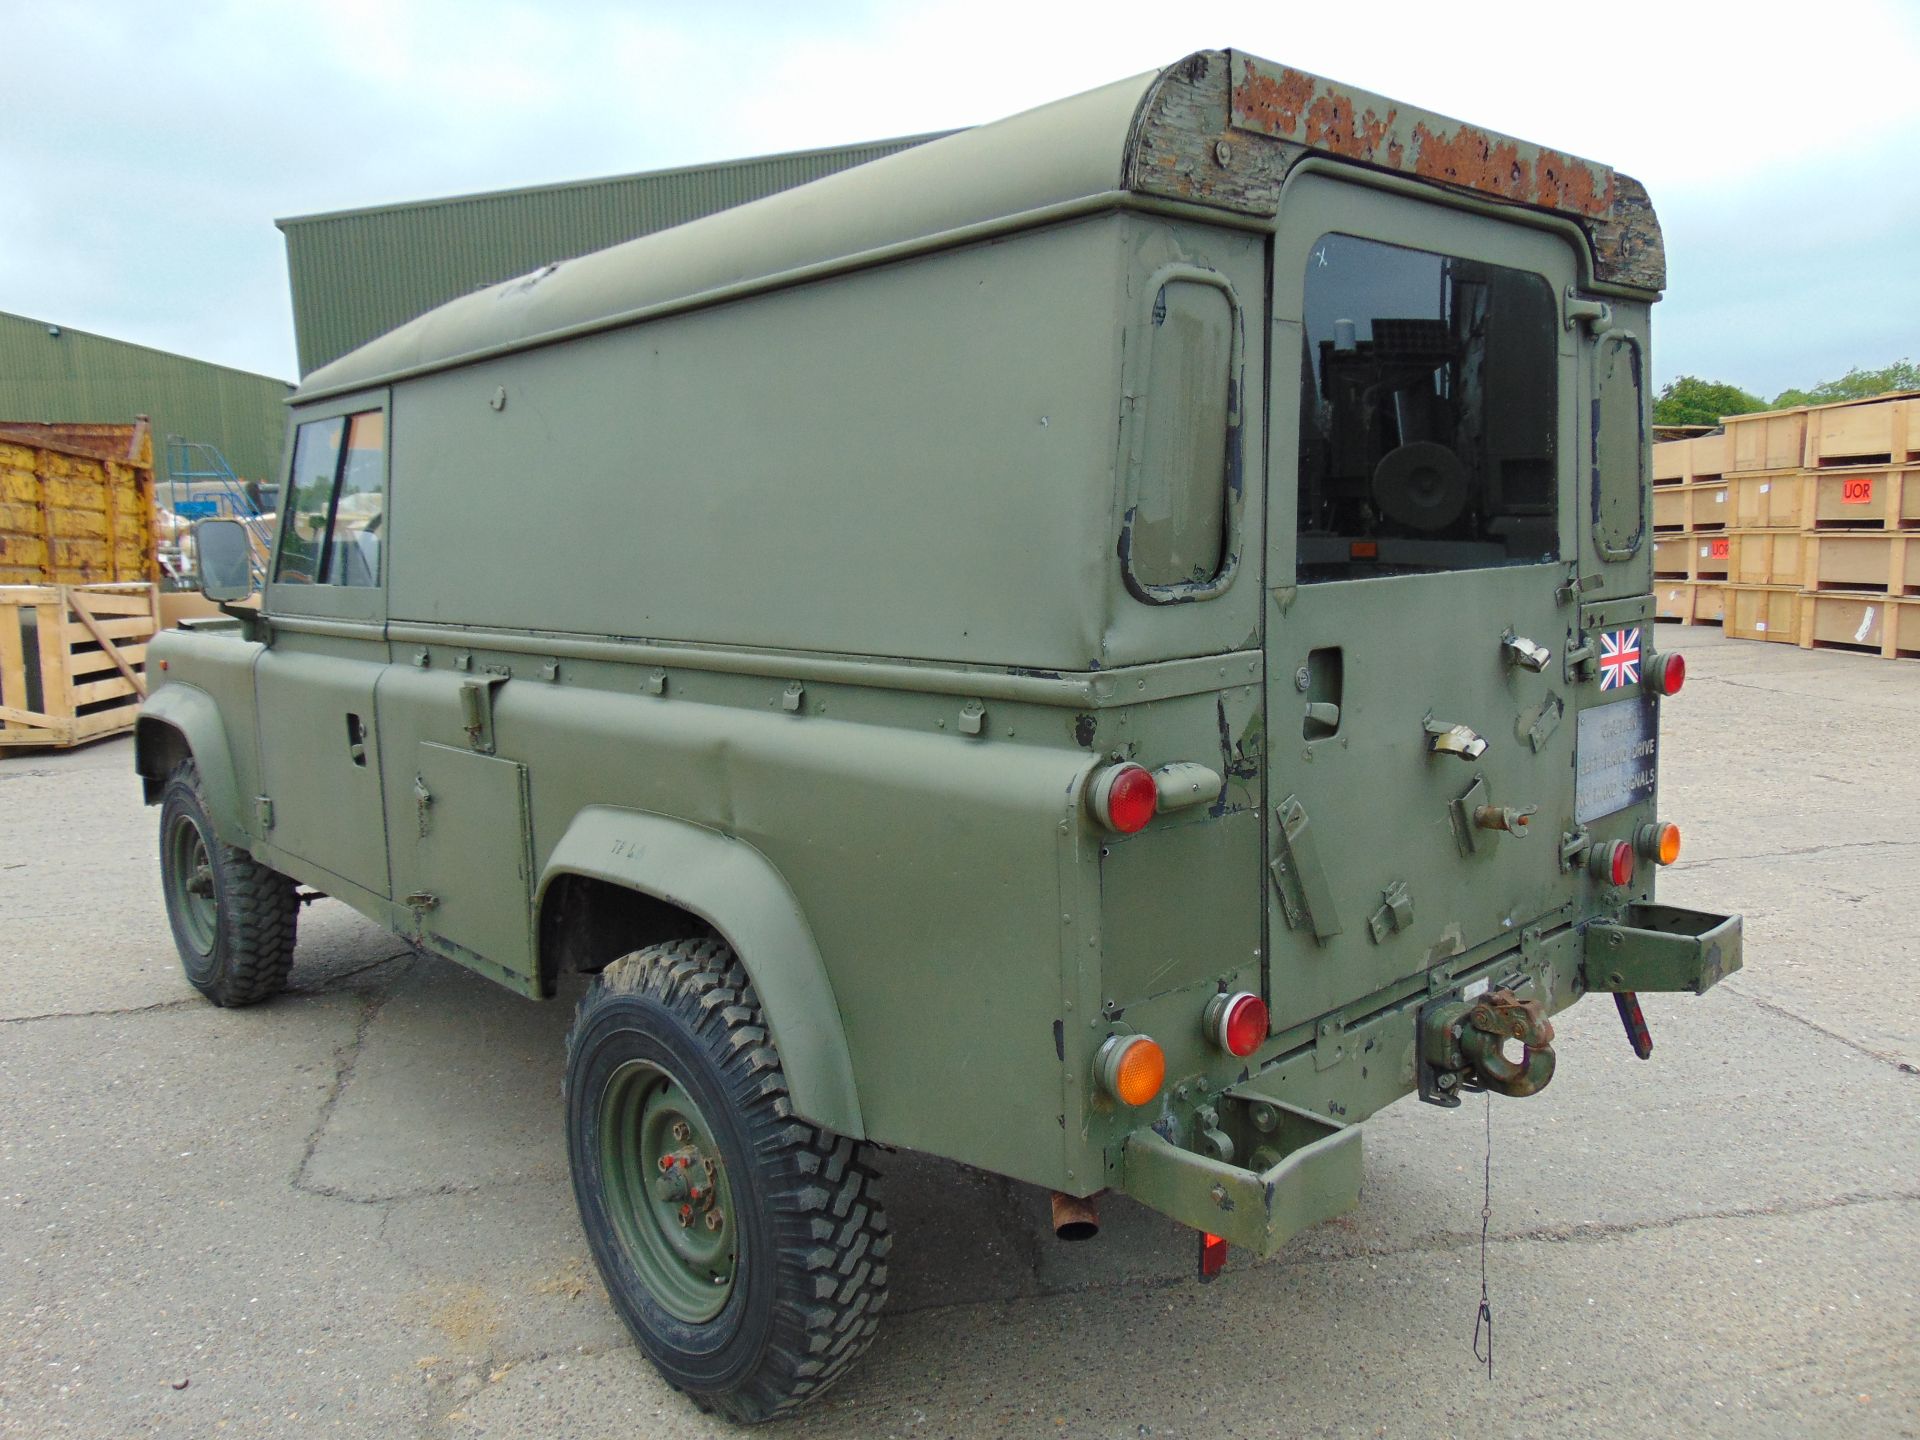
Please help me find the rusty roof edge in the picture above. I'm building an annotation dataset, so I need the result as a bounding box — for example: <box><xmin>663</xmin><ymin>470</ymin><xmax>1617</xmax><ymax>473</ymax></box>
<box><xmin>1125</xmin><ymin>51</ymin><xmax>1665</xmax><ymax>294</ymax></box>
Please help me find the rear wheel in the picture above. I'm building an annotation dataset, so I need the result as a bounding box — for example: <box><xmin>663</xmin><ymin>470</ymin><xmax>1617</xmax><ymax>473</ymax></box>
<box><xmin>564</xmin><ymin>938</ymin><xmax>888</xmax><ymax>1422</ymax></box>
<box><xmin>157</xmin><ymin>760</ymin><xmax>298</xmax><ymax>1006</ymax></box>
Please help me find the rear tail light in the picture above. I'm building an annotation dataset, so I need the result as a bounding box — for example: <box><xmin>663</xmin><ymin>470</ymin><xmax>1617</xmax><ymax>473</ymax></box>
<box><xmin>1088</xmin><ymin>762</ymin><xmax>1157</xmax><ymax>834</ymax></box>
<box><xmin>1590</xmin><ymin>838</ymin><xmax>1635</xmax><ymax>887</ymax></box>
<box><xmin>1649</xmin><ymin>652</ymin><xmax>1685</xmax><ymax>696</ymax></box>
<box><xmin>1637</xmin><ymin>822</ymin><xmax>1682</xmax><ymax>866</ymax></box>
<box><xmin>1204</xmin><ymin>991</ymin><xmax>1268</xmax><ymax>1058</ymax></box>
<box><xmin>1095</xmin><ymin>1034</ymin><xmax>1166</xmax><ymax>1106</ymax></box>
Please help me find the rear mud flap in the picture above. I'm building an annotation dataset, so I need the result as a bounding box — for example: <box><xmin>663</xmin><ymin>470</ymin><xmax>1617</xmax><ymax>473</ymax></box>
<box><xmin>1121</xmin><ymin>1103</ymin><xmax>1361</xmax><ymax>1257</ymax></box>
<box><xmin>1583</xmin><ymin>903</ymin><xmax>1743</xmax><ymax>994</ymax></box>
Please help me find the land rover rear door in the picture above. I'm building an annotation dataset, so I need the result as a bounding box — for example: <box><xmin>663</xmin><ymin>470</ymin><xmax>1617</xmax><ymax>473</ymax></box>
<box><xmin>1264</xmin><ymin>174</ymin><xmax>1580</xmax><ymax>1032</ymax></box>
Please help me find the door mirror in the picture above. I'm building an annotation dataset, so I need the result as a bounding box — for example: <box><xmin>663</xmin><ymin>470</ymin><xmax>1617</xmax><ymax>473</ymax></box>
<box><xmin>195</xmin><ymin>518</ymin><xmax>256</xmax><ymax>602</ymax></box>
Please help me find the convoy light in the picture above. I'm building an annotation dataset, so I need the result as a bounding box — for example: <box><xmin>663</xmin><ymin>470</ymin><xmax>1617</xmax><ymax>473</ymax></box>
<box><xmin>1204</xmin><ymin>991</ymin><xmax>1268</xmax><ymax>1058</ymax></box>
<box><xmin>1088</xmin><ymin>763</ymin><xmax>1158</xmax><ymax>834</ymax></box>
<box><xmin>1095</xmin><ymin>1034</ymin><xmax>1166</xmax><ymax>1107</ymax></box>
<box><xmin>1650</xmin><ymin>652</ymin><xmax>1685</xmax><ymax>696</ymax></box>
<box><xmin>1590</xmin><ymin>838</ymin><xmax>1635</xmax><ymax>888</ymax></box>
<box><xmin>1638</xmin><ymin>822</ymin><xmax>1682</xmax><ymax>866</ymax></box>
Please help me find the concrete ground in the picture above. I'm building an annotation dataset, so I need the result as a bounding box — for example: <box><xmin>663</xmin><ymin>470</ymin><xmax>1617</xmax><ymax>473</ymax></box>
<box><xmin>1</xmin><ymin>626</ymin><xmax>1915</xmax><ymax>1439</ymax></box>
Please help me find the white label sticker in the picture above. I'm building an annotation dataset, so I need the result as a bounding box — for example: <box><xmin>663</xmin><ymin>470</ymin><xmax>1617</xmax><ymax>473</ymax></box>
<box><xmin>1716</xmin><ymin>492</ymin><xmax>1726</xmax><ymax>503</ymax></box>
<box><xmin>1756</xmin><ymin>620</ymin><xmax>1768</xmax><ymax>631</ymax></box>
<box><xmin>1700</xmin><ymin>545</ymin><xmax>1710</xmax><ymax>556</ymax></box>
<box><xmin>1856</xmin><ymin>606</ymin><xmax>1877</xmax><ymax>643</ymax></box>
<box><xmin>1462</xmin><ymin>978</ymin><xmax>1491</xmax><ymax>1001</ymax></box>
<box><xmin>1760</xmin><ymin>483</ymin><xmax>1771</xmax><ymax>493</ymax></box>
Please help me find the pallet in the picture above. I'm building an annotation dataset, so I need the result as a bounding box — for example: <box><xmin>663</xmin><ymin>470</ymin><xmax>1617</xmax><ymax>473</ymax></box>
<box><xmin>1651</xmin><ymin>431</ymin><xmax>1728</xmax><ymax>487</ymax></box>
<box><xmin>1652</xmin><ymin>479</ymin><xmax>1730</xmax><ymax>532</ymax></box>
<box><xmin>1724</xmin><ymin>584</ymin><xmax>1803</xmax><ymax>644</ymax></box>
<box><xmin>1803</xmin><ymin>466</ymin><xmax>1918</xmax><ymax>529</ymax></box>
<box><xmin>1655</xmin><ymin>580</ymin><xmax>1726</xmax><ymax>626</ymax></box>
<box><xmin>0</xmin><ymin>583</ymin><xmax>158</xmax><ymax>747</ymax></box>
<box><xmin>1726</xmin><ymin>529</ymin><xmax>1806</xmax><ymax>588</ymax></box>
<box><xmin>1796</xmin><ymin>592</ymin><xmax>1920</xmax><ymax>659</ymax></box>
<box><xmin>1803</xmin><ymin>531</ymin><xmax>1919</xmax><ymax>595</ymax></box>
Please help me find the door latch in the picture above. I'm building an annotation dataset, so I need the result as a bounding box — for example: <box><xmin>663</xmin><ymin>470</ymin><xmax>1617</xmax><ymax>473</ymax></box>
<box><xmin>1424</xmin><ymin>715</ymin><xmax>1488</xmax><ymax>761</ymax></box>
<box><xmin>1501</xmin><ymin>630</ymin><xmax>1552</xmax><ymax>673</ymax></box>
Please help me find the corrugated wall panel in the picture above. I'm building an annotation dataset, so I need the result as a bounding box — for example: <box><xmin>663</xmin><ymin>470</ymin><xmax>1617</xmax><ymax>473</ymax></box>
<box><xmin>280</xmin><ymin>134</ymin><xmax>947</xmax><ymax>375</ymax></box>
<box><xmin>0</xmin><ymin>311</ymin><xmax>291</xmax><ymax>482</ymax></box>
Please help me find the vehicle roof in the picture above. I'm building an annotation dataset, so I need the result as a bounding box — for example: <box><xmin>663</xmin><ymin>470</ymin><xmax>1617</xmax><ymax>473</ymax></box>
<box><xmin>298</xmin><ymin>50</ymin><xmax>1661</xmax><ymax>402</ymax></box>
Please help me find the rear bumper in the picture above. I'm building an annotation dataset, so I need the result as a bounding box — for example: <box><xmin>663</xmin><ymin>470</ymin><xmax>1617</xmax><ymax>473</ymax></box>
<box><xmin>1112</xmin><ymin>902</ymin><xmax>1742</xmax><ymax>1257</ymax></box>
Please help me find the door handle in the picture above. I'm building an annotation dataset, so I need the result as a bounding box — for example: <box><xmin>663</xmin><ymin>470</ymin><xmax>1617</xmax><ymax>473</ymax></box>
<box><xmin>345</xmin><ymin>712</ymin><xmax>368</xmax><ymax>767</ymax></box>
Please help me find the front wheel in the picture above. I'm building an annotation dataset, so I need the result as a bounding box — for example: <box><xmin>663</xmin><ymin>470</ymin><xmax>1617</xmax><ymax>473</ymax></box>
<box><xmin>157</xmin><ymin>760</ymin><xmax>298</xmax><ymax>1006</ymax></box>
<box><xmin>564</xmin><ymin>938</ymin><xmax>888</xmax><ymax>1422</ymax></box>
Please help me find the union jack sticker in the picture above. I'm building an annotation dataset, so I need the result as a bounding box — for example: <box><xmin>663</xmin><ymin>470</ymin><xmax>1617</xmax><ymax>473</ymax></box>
<box><xmin>1598</xmin><ymin>627</ymin><xmax>1641</xmax><ymax>690</ymax></box>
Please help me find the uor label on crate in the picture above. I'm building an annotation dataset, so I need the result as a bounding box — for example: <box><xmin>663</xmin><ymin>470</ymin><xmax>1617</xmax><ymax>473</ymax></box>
<box><xmin>1576</xmin><ymin>699</ymin><xmax>1657</xmax><ymax>824</ymax></box>
<box><xmin>1709</xmin><ymin>538</ymin><xmax>1729</xmax><ymax>558</ymax></box>
<box><xmin>1842</xmin><ymin>477</ymin><xmax>1874</xmax><ymax>505</ymax></box>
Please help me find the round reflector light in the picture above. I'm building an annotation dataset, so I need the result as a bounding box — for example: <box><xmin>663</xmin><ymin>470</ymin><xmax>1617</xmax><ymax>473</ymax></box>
<box><xmin>1659</xmin><ymin>824</ymin><xmax>1682</xmax><ymax>865</ymax></box>
<box><xmin>1089</xmin><ymin>763</ymin><xmax>1158</xmax><ymax>834</ymax></box>
<box><xmin>1651</xmin><ymin>652</ymin><xmax>1686</xmax><ymax>696</ymax></box>
<box><xmin>1608</xmin><ymin>839</ymin><xmax>1635</xmax><ymax>887</ymax></box>
<box><xmin>1095</xmin><ymin>1035</ymin><xmax>1166</xmax><ymax>1107</ymax></box>
<box><xmin>1205</xmin><ymin>991</ymin><xmax>1269</xmax><ymax>1058</ymax></box>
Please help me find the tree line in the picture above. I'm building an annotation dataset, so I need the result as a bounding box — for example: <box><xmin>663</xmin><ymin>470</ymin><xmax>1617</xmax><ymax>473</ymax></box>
<box><xmin>1654</xmin><ymin>360</ymin><xmax>1919</xmax><ymax>427</ymax></box>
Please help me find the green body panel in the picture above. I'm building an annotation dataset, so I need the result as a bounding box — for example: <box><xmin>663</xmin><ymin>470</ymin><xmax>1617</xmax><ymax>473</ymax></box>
<box><xmin>138</xmin><ymin>49</ymin><xmax>1738</xmax><ymax>1242</ymax></box>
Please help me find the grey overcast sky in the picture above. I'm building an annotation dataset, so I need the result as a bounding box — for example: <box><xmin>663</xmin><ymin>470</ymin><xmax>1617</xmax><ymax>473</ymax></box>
<box><xmin>2</xmin><ymin>0</ymin><xmax>1915</xmax><ymax>394</ymax></box>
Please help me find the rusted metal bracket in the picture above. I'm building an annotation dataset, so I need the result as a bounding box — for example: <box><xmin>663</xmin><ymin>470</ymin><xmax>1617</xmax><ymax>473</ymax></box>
<box><xmin>1271</xmin><ymin>794</ymin><xmax>1342</xmax><ymax>941</ymax></box>
<box><xmin>458</xmin><ymin>673</ymin><xmax>509</xmax><ymax>754</ymax></box>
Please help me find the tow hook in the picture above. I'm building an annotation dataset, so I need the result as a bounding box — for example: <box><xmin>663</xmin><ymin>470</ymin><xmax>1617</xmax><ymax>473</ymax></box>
<box><xmin>1417</xmin><ymin>988</ymin><xmax>1557</xmax><ymax>1106</ymax></box>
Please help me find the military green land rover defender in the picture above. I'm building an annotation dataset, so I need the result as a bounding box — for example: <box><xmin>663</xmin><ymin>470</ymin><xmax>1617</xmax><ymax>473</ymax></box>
<box><xmin>139</xmin><ymin>50</ymin><xmax>1742</xmax><ymax>1421</ymax></box>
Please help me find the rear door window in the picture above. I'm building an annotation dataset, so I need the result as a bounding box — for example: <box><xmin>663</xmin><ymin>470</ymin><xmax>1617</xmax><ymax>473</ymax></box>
<box><xmin>1297</xmin><ymin>234</ymin><xmax>1558</xmax><ymax>582</ymax></box>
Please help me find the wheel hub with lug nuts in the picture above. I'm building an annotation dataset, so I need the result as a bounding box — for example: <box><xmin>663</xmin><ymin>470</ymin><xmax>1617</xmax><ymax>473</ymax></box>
<box><xmin>598</xmin><ymin>1061</ymin><xmax>737</xmax><ymax>1322</ymax></box>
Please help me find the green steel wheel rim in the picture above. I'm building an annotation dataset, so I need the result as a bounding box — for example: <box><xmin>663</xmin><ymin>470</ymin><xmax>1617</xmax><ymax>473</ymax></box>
<box><xmin>598</xmin><ymin>1059</ymin><xmax>738</xmax><ymax>1324</ymax></box>
<box><xmin>166</xmin><ymin>811</ymin><xmax>219</xmax><ymax>957</ymax></box>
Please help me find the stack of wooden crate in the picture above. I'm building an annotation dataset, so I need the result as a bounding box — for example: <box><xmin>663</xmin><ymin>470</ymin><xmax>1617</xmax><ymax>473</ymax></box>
<box><xmin>1653</xmin><ymin>392</ymin><xmax>1918</xmax><ymax>659</ymax></box>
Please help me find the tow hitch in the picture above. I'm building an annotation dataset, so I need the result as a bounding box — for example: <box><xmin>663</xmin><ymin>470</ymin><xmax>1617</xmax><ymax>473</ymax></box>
<box><xmin>1418</xmin><ymin>989</ymin><xmax>1557</xmax><ymax>1107</ymax></box>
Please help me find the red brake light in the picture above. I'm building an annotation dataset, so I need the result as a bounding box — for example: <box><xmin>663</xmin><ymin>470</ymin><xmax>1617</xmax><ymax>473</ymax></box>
<box><xmin>1089</xmin><ymin>763</ymin><xmax>1157</xmax><ymax>834</ymax></box>
<box><xmin>1611</xmin><ymin>842</ymin><xmax>1636</xmax><ymax>887</ymax></box>
<box><xmin>1206</xmin><ymin>991</ymin><xmax>1268</xmax><ymax>1057</ymax></box>
<box><xmin>1651</xmin><ymin>652</ymin><xmax>1685</xmax><ymax>696</ymax></box>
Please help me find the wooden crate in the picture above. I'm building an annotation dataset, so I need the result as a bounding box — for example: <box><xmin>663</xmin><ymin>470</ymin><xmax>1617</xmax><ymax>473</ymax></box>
<box><xmin>1728</xmin><ymin>471</ymin><xmax>1808</xmax><ymax>529</ymax></box>
<box><xmin>0</xmin><ymin>421</ymin><xmax>157</xmax><ymax>586</ymax></box>
<box><xmin>0</xmin><ymin>583</ymin><xmax>157</xmax><ymax>747</ymax></box>
<box><xmin>1724</xmin><ymin>408</ymin><xmax>1808</xmax><ymax>473</ymax></box>
<box><xmin>1804</xmin><ymin>532</ymin><xmax>1918</xmax><ymax>595</ymax></box>
<box><xmin>1726</xmin><ymin>529</ymin><xmax>1806</xmax><ymax>587</ymax></box>
<box><xmin>1651</xmin><ymin>432</ymin><xmax>1728</xmax><ymax>486</ymax></box>
<box><xmin>1805</xmin><ymin>466</ymin><xmax>1918</xmax><ymax>529</ymax></box>
<box><xmin>1653</xmin><ymin>479</ymin><xmax>1730</xmax><ymax>532</ymax></box>
<box><xmin>1796</xmin><ymin>592</ymin><xmax>1920</xmax><ymax>659</ymax></box>
<box><xmin>1724</xmin><ymin>584</ymin><xmax>1803</xmax><ymax>644</ymax></box>
<box><xmin>1655</xmin><ymin>580</ymin><xmax>1726</xmax><ymax>626</ymax></box>
<box><xmin>1806</xmin><ymin>395</ymin><xmax>1918</xmax><ymax>467</ymax></box>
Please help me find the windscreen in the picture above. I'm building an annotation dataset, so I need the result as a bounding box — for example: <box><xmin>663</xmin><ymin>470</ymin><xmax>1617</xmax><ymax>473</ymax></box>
<box><xmin>1297</xmin><ymin>233</ymin><xmax>1558</xmax><ymax>582</ymax></box>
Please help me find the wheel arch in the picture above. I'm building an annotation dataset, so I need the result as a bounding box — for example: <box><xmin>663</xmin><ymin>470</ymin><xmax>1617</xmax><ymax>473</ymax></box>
<box><xmin>135</xmin><ymin>685</ymin><xmax>247</xmax><ymax>838</ymax></box>
<box><xmin>536</xmin><ymin>806</ymin><xmax>864</xmax><ymax>1139</ymax></box>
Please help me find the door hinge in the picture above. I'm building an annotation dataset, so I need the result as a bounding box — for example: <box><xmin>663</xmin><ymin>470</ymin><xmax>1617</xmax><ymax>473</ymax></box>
<box><xmin>255</xmin><ymin>795</ymin><xmax>274</xmax><ymax>830</ymax></box>
<box><xmin>404</xmin><ymin>891</ymin><xmax>439</xmax><ymax>912</ymax></box>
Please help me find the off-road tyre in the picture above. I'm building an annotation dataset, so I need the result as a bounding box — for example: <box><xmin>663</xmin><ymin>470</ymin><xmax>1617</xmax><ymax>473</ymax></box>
<box><xmin>157</xmin><ymin>759</ymin><xmax>299</xmax><ymax>1006</ymax></box>
<box><xmin>564</xmin><ymin>938</ymin><xmax>889</xmax><ymax>1423</ymax></box>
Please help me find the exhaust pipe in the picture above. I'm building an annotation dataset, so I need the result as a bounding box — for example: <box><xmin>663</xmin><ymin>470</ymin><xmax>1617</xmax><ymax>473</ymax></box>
<box><xmin>1050</xmin><ymin>1191</ymin><xmax>1099</xmax><ymax>1242</ymax></box>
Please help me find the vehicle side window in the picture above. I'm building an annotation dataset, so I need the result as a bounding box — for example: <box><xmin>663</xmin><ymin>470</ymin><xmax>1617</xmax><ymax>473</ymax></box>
<box><xmin>1297</xmin><ymin>233</ymin><xmax>1557</xmax><ymax>582</ymax></box>
<box><xmin>274</xmin><ymin>411</ymin><xmax>386</xmax><ymax>587</ymax></box>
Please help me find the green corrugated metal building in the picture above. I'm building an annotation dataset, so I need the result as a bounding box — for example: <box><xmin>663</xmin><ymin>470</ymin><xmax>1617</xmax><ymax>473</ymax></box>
<box><xmin>0</xmin><ymin>310</ymin><xmax>291</xmax><ymax>483</ymax></box>
<box><xmin>277</xmin><ymin>133</ymin><xmax>949</xmax><ymax>376</ymax></box>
